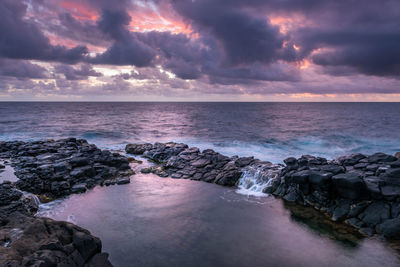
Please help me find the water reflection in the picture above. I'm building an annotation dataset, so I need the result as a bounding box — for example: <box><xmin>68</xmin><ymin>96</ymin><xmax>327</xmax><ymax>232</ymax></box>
<box><xmin>283</xmin><ymin>201</ymin><xmax>364</xmax><ymax>248</ymax></box>
<box><xmin>37</xmin><ymin>175</ymin><xmax>400</xmax><ymax>267</ymax></box>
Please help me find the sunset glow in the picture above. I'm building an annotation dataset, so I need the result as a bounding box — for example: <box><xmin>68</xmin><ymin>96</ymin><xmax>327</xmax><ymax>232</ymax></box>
<box><xmin>0</xmin><ymin>0</ymin><xmax>399</xmax><ymax>101</ymax></box>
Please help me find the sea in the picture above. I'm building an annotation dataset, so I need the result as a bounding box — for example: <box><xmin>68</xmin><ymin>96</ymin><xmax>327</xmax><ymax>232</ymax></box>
<box><xmin>1</xmin><ymin>102</ymin><xmax>400</xmax><ymax>267</ymax></box>
<box><xmin>1</xmin><ymin>102</ymin><xmax>399</xmax><ymax>163</ymax></box>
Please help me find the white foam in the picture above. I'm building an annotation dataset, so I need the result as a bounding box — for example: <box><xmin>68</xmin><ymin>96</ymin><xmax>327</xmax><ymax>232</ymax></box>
<box><xmin>235</xmin><ymin>165</ymin><xmax>279</xmax><ymax>197</ymax></box>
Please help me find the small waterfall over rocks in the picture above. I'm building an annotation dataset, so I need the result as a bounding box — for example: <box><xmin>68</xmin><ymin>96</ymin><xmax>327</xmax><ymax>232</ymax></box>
<box><xmin>236</xmin><ymin>163</ymin><xmax>282</xmax><ymax>197</ymax></box>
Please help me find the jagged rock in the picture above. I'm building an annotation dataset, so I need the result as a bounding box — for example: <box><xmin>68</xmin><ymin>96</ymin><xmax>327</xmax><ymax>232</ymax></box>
<box><xmin>116</xmin><ymin>177</ymin><xmax>130</xmax><ymax>185</ymax></box>
<box><xmin>125</xmin><ymin>143</ymin><xmax>153</xmax><ymax>155</ymax></box>
<box><xmin>291</xmin><ymin>170</ymin><xmax>311</xmax><ymax>184</ymax></box>
<box><xmin>71</xmin><ymin>184</ymin><xmax>87</xmax><ymax>193</ymax></box>
<box><xmin>376</xmin><ymin>217</ymin><xmax>400</xmax><ymax>239</ymax></box>
<box><xmin>367</xmin><ymin>153</ymin><xmax>397</xmax><ymax>163</ymax></box>
<box><xmin>338</xmin><ymin>153</ymin><xmax>365</xmax><ymax>166</ymax></box>
<box><xmin>358</xmin><ymin>202</ymin><xmax>390</xmax><ymax>227</ymax></box>
<box><xmin>332</xmin><ymin>172</ymin><xmax>366</xmax><ymax>199</ymax></box>
<box><xmin>309</xmin><ymin>171</ymin><xmax>333</xmax><ymax>187</ymax></box>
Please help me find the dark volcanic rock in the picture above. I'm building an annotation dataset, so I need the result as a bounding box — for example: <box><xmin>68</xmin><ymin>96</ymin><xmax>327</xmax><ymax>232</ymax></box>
<box><xmin>2</xmin><ymin>138</ymin><xmax>132</xmax><ymax>198</ymax></box>
<box><xmin>125</xmin><ymin>143</ymin><xmax>153</xmax><ymax>155</ymax></box>
<box><xmin>332</xmin><ymin>173</ymin><xmax>366</xmax><ymax>199</ymax></box>
<box><xmin>271</xmin><ymin>152</ymin><xmax>400</xmax><ymax>239</ymax></box>
<box><xmin>376</xmin><ymin>217</ymin><xmax>400</xmax><ymax>239</ymax></box>
<box><xmin>0</xmin><ymin>183</ymin><xmax>113</xmax><ymax>266</ymax></box>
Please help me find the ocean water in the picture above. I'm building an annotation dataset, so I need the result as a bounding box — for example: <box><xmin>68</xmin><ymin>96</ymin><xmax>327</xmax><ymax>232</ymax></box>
<box><xmin>0</xmin><ymin>102</ymin><xmax>399</xmax><ymax>163</ymax></box>
<box><xmin>2</xmin><ymin>102</ymin><xmax>400</xmax><ymax>266</ymax></box>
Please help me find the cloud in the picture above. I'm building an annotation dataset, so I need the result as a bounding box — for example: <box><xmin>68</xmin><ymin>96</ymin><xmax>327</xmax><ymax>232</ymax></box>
<box><xmin>0</xmin><ymin>59</ymin><xmax>48</xmax><ymax>79</ymax></box>
<box><xmin>55</xmin><ymin>64</ymin><xmax>103</xmax><ymax>80</ymax></box>
<box><xmin>0</xmin><ymin>0</ymin><xmax>88</xmax><ymax>63</ymax></box>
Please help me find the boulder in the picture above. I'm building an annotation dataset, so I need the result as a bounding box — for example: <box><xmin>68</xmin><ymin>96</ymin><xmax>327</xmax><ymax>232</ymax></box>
<box><xmin>290</xmin><ymin>170</ymin><xmax>311</xmax><ymax>184</ymax></box>
<box><xmin>125</xmin><ymin>143</ymin><xmax>153</xmax><ymax>155</ymax></box>
<box><xmin>367</xmin><ymin>153</ymin><xmax>397</xmax><ymax>163</ymax></box>
<box><xmin>358</xmin><ymin>202</ymin><xmax>390</xmax><ymax>227</ymax></box>
<box><xmin>332</xmin><ymin>172</ymin><xmax>366</xmax><ymax>199</ymax></box>
<box><xmin>376</xmin><ymin>217</ymin><xmax>400</xmax><ymax>239</ymax></box>
<box><xmin>116</xmin><ymin>177</ymin><xmax>130</xmax><ymax>185</ymax></box>
<box><xmin>309</xmin><ymin>171</ymin><xmax>333</xmax><ymax>187</ymax></box>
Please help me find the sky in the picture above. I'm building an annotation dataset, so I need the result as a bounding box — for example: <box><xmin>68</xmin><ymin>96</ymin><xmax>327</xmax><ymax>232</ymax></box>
<box><xmin>0</xmin><ymin>0</ymin><xmax>400</xmax><ymax>101</ymax></box>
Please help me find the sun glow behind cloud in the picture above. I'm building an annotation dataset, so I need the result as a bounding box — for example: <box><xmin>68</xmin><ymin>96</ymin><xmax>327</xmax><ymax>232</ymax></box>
<box><xmin>0</xmin><ymin>0</ymin><xmax>399</xmax><ymax>101</ymax></box>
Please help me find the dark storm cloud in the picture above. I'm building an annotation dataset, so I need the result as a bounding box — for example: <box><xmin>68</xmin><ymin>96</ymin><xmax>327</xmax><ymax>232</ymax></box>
<box><xmin>172</xmin><ymin>0</ymin><xmax>299</xmax><ymax>66</ymax></box>
<box><xmin>91</xmin><ymin>9</ymin><xmax>156</xmax><ymax>67</ymax></box>
<box><xmin>0</xmin><ymin>0</ymin><xmax>88</xmax><ymax>63</ymax></box>
<box><xmin>171</xmin><ymin>0</ymin><xmax>400</xmax><ymax>78</ymax></box>
<box><xmin>0</xmin><ymin>59</ymin><xmax>47</xmax><ymax>79</ymax></box>
<box><xmin>55</xmin><ymin>64</ymin><xmax>103</xmax><ymax>80</ymax></box>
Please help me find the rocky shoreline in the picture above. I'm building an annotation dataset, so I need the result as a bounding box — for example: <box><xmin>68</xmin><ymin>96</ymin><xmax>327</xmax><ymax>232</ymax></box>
<box><xmin>0</xmin><ymin>138</ymin><xmax>135</xmax><ymax>266</ymax></box>
<box><xmin>125</xmin><ymin>142</ymin><xmax>400</xmax><ymax>239</ymax></box>
<box><xmin>1</xmin><ymin>138</ymin><xmax>400</xmax><ymax>265</ymax></box>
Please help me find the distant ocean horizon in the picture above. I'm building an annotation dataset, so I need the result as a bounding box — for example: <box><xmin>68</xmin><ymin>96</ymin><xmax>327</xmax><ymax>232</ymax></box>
<box><xmin>1</xmin><ymin>102</ymin><xmax>399</xmax><ymax>163</ymax></box>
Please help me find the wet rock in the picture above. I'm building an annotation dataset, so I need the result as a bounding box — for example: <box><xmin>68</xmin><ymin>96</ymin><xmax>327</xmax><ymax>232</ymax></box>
<box><xmin>363</xmin><ymin>176</ymin><xmax>382</xmax><ymax>196</ymax></box>
<box><xmin>367</xmin><ymin>153</ymin><xmax>397</xmax><ymax>163</ymax></box>
<box><xmin>376</xmin><ymin>217</ymin><xmax>400</xmax><ymax>239</ymax></box>
<box><xmin>358</xmin><ymin>202</ymin><xmax>390</xmax><ymax>227</ymax></box>
<box><xmin>338</xmin><ymin>153</ymin><xmax>365</xmax><ymax>166</ymax></box>
<box><xmin>395</xmin><ymin>152</ymin><xmax>400</xmax><ymax>159</ymax></box>
<box><xmin>309</xmin><ymin>171</ymin><xmax>333</xmax><ymax>187</ymax></box>
<box><xmin>380</xmin><ymin>184</ymin><xmax>400</xmax><ymax>198</ymax></box>
<box><xmin>69</xmin><ymin>157</ymin><xmax>90</xmax><ymax>167</ymax></box>
<box><xmin>332</xmin><ymin>201</ymin><xmax>350</xmax><ymax>221</ymax></box>
<box><xmin>71</xmin><ymin>183</ymin><xmax>87</xmax><ymax>193</ymax></box>
<box><xmin>116</xmin><ymin>177</ymin><xmax>130</xmax><ymax>185</ymax></box>
<box><xmin>235</xmin><ymin>157</ymin><xmax>255</xmax><ymax>167</ymax></box>
<box><xmin>291</xmin><ymin>170</ymin><xmax>311</xmax><ymax>184</ymax></box>
<box><xmin>332</xmin><ymin>172</ymin><xmax>366</xmax><ymax>199</ymax></box>
<box><xmin>125</xmin><ymin>143</ymin><xmax>153</xmax><ymax>155</ymax></box>
<box><xmin>191</xmin><ymin>158</ymin><xmax>211</xmax><ymax>168</ymax></box>
<box><xmin>140</xmin><ymin>167</ymin><xmax>152</xmax><ymax>174</ymax></box>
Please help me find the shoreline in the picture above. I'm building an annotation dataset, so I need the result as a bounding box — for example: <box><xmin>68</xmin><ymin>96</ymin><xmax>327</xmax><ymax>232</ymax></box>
<box><xmin>1</xmin><ymin>138</ymin><xmax>399</xmax><ymax>265</ymax></box>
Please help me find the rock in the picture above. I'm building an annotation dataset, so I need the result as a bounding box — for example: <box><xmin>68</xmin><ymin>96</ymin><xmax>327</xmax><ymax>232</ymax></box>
<box><xmin>332</xmin><ymin>172</ymin><xmax>366</xmax><ymax>199</ymax></box>
<box><xmin>309</xmin><ymin>171</ymin><xmax>333</xmax><ymax>187</ymax></box>
<box><xmin>358</xmin><ymin>202</ymin><xmax>390</xmax><ymax>227</ymax></box>
<box><xmin>86</xmin><ymin>253</ymin><xmax>113</xmax><ymax>267</ymax></box>
<box><xmin>284</xmin><ymin>157</ymin><xmax>298</xmax><ymax>170</ymax></box>
<box><xmin>191</xmin><ymin>158</ymin><xmax>211</xmax><ymax>168</ymax></box>
<box><xmin>380</xmin><ymin>184</ymin><xmax>400</xmax><ymax>197</ymax></box>
<box><xmin>125</xmin><ymin>143</ymin><xmax>153</xmax><ymax>154</ymax></box>
<box><xmin>385</xmin><ymin>168</ymin><xmax>400</xmax><ymax>184</ymax></box>
<box><xmin>116</xmin><ymin>177</ymin><xmax>130</xmax><ymax>185</ymax></box>
<box><xmin>367</xmin><ymin>153</ymin><xmax>397</xmax><ymax>163</ymax></box>
<box><xmin>215</xmin><ymin>162</ymin><xmax>242</xmax><ymax>186</ymax></box>
<box><xmin>0</xmin><ymin>164</ymin><xmax>5</xmax><ymax>169</ymax></box>
<box><xmin>235</xmin><ymin>157</ymin><xmax>254</xmax><ymax>167</ymax></box>
<box><xmin>395</xmin><ymin>152</ymin><xmax>400</xmax><ymax>159</ymax></box>
<box><xmin>390</xmin><ymin>160</ymin><xmax>400</xmax><ymax>168</ymax></box>
<box><xmin>291</xmin><ymin>170</ymin><xmax>311</xmax><ymax>184</ymax></box>
<box><xmin>140</xmin><ymin>167</ymin><xmax>152</xmax><ymax>174</ymax></box>
<box><xmin>376</xmin><ymin>217</ymin><xmax>400</xmax><ymax>239</ymax></box>
<box><xmin>319</xmin><ymin>164</ymin><xmax>344</xmax><ymax>175</ymax></box>
<box><xmin>338</xmin><ymin>153</ymin><xmax>365</xmax><ymax>166</ymax></box>
<box><xmin>69</xmin><ymin>157</ymin><xmax>90</xmax><ymax>167</ymax></box>
<box><xmin>72</xmin><ymin>230</ymin><xmax>102</xmax><ymax>261</ymax></box>
<box><xmin>363</xmin><ymin>176</ymin><xmax>382</xmax><ymax>196</ymax></box>
<box><xmin>71</xmin><ymin>183</ymin><xmax>87</xmax><ymax>193</ymax></box>
<box><xmin>332</xmin><ymin>201</ymin><xmax>350</xmax><ymax>221</ymax></box>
